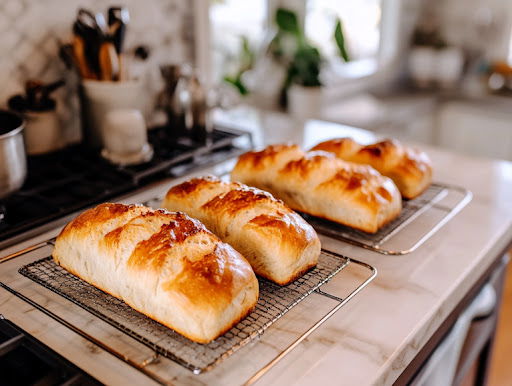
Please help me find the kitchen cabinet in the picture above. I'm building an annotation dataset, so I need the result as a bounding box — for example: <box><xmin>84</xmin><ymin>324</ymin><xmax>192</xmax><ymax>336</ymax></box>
<box><xmin>436</xmin><ymin>100</ymin><xmax>512</xmax><ymax>161</ymax></box>
<box><xmin>321</xmin><ymin>93</ymin><xmax>512</xmax><ymax>162</ymax></box>
<box><xmin>320</xmin><ymin>93</ymin><xmax>438</xmax><ymax>145</ymax></box>
<box><xmin>399</xmin><ymin>254</ymin><xmax>508</xmax><ymax>386</ymax></box>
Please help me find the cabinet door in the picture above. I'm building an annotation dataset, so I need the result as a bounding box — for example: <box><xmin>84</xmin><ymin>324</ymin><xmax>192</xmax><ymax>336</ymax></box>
<box><xmin>437</xmin><ymin>102</ymin><xmax>512</xmax><ymax>161</ymax></box>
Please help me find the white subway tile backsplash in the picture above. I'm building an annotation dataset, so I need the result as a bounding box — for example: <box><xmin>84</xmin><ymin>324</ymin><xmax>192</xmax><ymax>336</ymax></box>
<box><xmin>0</xmin><ymin>0</ymin><xmax>194</xmax><ymax>144</ymax></box>
<box><xmin>417</xmin><ymin>0</ymin><xmax>512</xmax><ymax>61</ymax></box>
<box><xmin>0</xmin><ymin>13</ymin><xmax>9</xmax><ymax>34</ymax></box>
<box><xmin>3</xmin><ymin>0</ymin><xmax>24</xmax><ymax>18</ymax></box>
<box><xmin>0</xmin><ymin>30</ymin><xmax>19</xmax><ymax>53</ymax></box>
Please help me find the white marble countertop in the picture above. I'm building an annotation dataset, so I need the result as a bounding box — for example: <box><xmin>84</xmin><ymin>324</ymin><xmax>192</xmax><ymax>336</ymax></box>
<box><xmin>1</xmin><ymin>108</ymin><xmax>511</xmax><ymax>385</ymax></box>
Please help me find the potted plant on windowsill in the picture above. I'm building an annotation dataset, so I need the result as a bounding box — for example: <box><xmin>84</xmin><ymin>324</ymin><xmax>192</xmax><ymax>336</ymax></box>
<box><xmin>272</xmin><ymin>8</ymin><xmax>350</xmax><ymax>119</ymax></box>
<box><xmin>286</xmin><ymin>43</ymin><xmax>324</xmax><ymax>119</ymax></box>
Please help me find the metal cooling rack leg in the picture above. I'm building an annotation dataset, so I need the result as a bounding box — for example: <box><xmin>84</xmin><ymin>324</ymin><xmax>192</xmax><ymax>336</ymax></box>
<box><xmin>245</xmin><ymin>256</ymin><xmax>377</xmax><ymax>385</ymax></box>
<box><xmin>0</xmin><ymin>240</ymin><xmax>55</xmax><ymax>264</ymax></box>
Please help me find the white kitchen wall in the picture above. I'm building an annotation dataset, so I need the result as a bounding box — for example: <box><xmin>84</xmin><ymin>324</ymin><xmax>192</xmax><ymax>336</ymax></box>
<box><xmin>0</xmin><ymin>0</ymin><xmax>194</xmax><ymax>143</ymax></box>
<box><xmin>416</xmin><ymin>0</ymin><xmax>512</xmax><ymax>61</ymax></box>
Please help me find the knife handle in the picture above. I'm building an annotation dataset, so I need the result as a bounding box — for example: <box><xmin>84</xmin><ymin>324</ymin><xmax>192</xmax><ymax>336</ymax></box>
<box><xmin>99</xmin><ymin>42</ymin><xmax>120</xmax><ymax>81</ymax></box>
<box><xmin>72</xmin><ymin>35</ymin><xmax>96</xmax><ymax>79</ymax></box>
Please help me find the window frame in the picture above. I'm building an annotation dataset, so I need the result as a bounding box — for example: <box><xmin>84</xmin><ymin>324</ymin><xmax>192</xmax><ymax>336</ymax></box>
<box><xmin>194</xmin><ymin>0</ymin><xmax>403</xmax><ymax>93</ymax></box>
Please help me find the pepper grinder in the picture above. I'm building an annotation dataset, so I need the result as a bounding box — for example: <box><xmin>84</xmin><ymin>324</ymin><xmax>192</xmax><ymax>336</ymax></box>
<box><xmin>159</xmin><ymin>64</ymin><xmax>182</xmax><ymax>131</ymax></box>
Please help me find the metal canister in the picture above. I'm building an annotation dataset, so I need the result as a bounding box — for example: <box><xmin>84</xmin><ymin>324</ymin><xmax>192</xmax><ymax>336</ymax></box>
<box><xmin>163</xmin><ymin>64</ymin><xmax>212</xmax><ymax>143</ymax></box>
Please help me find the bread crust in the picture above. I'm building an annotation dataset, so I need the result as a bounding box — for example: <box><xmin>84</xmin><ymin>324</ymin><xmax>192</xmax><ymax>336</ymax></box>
<box><xmin>53</xmin><ymin>203</ymin><xmax>259</xmax><ymax>344</ymax></box>
<box><xmin>163</xmin><ymin>176</ymin><xmax>321</xmax><ymax>285</ymax></box>
<box><xmin>231</xmin><ymin>145</ymin><xmax>402</xmax><ymax>233</ymax></box>
<box><xmin>311</xmin><ymin>138</ymin><xmax>432</xmax><ymax>199</ymax></box>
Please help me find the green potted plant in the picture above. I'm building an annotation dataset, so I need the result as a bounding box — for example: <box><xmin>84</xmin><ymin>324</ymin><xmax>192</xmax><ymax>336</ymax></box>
<box><xmin>271</xmin><ymin>8</ymin><xmax>350</xmax><ymax>118</ymax></box>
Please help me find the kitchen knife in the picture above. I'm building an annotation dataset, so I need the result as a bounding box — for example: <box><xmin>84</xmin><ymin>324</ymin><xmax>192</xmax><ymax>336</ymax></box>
<box><xmin>74</xmin><ymin>9</ymin><xmax>104</xmax><ymax>78</ymax></box>
<box><xmin>99</xmin><ymin>41</ymin><xmax>120</xmax><ymax>81</ymax></box>
<box><xmin>72</xmin><ymin>34</ymin><xmax>96</xmax><ymax>79</ymax></box>
<box><xmin>108</xmin><ymin>7</ymin><xmax>129</xmax><ymax>54</ymax></box>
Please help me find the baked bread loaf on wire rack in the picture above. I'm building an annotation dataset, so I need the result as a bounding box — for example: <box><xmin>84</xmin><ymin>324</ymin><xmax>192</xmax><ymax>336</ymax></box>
<box><xmin>311</xmin><ymin>138</ymin><xmax>432</xmax><ymax>199</ymax></box>
<box><xmin>53</xmin><ymin>203</ymin><xmax>259</xmax><ymax>344</ymax></box>
<box><xmin>163</xmin><ymin>176</ymin><xmax>321</xmax><ymax>285</ymax></box>
<box><xmin>231</xmin><ymin>144</ymin><xmax>402</xmax><ymax>233</ymax></box>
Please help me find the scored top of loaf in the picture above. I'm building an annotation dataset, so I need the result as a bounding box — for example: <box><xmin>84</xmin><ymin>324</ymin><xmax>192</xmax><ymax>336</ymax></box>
<box><xmin>166</xmin><ymin>175</ymin><xmax>318</xmax><ymax>246</ymax></box>
<box><xmin>280</xmin><ymin>151</ymin><xmax>397</xmax><ymax>209</ymax></box>
<box><xmin>311</xmin><ymin>137</ymin><xmax>432</xmax><ymax>177</ymax></box>
<box><xmin>234</xmin><ymin>143</ymin><xmax>303</xmax><ymax>170</ymax></box>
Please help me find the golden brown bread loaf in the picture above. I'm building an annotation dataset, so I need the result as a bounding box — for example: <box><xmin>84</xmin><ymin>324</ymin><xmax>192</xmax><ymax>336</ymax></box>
<box><xmin>52</xmin><ymin>203</ymin><xmax>259</xmax><ymax>344</ymax></box>
<box><xmin>162</xmin><ymin>176</ymin><xmax>321</xmax><ymax>285</ymax></box>
<box><xmin>231</xmin><ymin>144</ymin><xmax>402</xmax><ymax>233</ymax></box>
<box><xmin>311</xmin><ymin>138</ymin><xmax>432</xmax><ymax>199</ymax></box>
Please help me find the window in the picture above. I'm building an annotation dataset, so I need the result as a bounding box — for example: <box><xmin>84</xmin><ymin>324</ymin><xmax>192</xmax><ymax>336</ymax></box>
<box><xmin>305</xmin><ymin>0</ymin><xmax>382</xmax><ymax>61</ymax></box>
<box><xmin>209</xmin><ymin>0</ymin><xmax>268</xmax><ymax>84</ymax></box>
<box><xmin>196</xmin><ymin>0</ymin><xmax>399</xmax><ymax>89</ymax></box>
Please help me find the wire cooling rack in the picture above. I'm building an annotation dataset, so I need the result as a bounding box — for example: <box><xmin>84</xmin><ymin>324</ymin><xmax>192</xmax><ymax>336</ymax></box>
<box><xmin>18</xmin><ymin>250</ymin><xmax>350</xmax><ymax>373</ymax></box>
<box><xmin>302</xmin><ymin>183</ymin><xmax>472</xmax><ymax>255</ymax></box>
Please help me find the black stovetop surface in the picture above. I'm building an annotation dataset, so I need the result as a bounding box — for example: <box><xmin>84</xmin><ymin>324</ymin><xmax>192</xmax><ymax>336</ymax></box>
<box><xmin>0</xmin><ymin>125</ymin><xmax>250</xmax><ymax>245</ymax></box>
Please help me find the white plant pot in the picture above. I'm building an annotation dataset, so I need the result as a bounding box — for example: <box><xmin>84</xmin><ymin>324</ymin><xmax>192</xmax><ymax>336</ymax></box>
<box><xmin>287</xmin><ymin>85</ymin><xmax>323</xmax><ymax>120</ymax></box>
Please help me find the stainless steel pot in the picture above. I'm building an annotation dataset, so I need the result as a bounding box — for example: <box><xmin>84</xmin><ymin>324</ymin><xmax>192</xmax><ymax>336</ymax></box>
<box><xmin>0</xmin><ymin>110</ymin><xmax>27</xmax><ymax>199</ymax></box>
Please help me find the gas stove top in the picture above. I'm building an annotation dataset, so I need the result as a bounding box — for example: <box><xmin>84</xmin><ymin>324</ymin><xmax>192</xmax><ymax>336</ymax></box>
<box><xmin>0</xmin><ymin>125</ymin><xmax>252</xmax><ymax>248</ymax></box>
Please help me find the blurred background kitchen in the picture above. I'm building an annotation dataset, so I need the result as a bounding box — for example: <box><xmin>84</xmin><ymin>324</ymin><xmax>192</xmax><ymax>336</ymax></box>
<box><xmin>1</xmin><ymin>0</ymin><xmax>511</xmax><ymax>158</ymax></box>
<box><xmin>0</xmin><ymin>0</ymin><xmax>511</xmax><ymax>384</ymax></box>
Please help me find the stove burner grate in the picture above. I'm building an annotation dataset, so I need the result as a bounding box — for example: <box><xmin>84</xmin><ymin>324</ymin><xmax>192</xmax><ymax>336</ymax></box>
<box><xmin>0</xmin><ymin>126</ymin><xmax>251</xmax><ymax>245</ymax></box>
